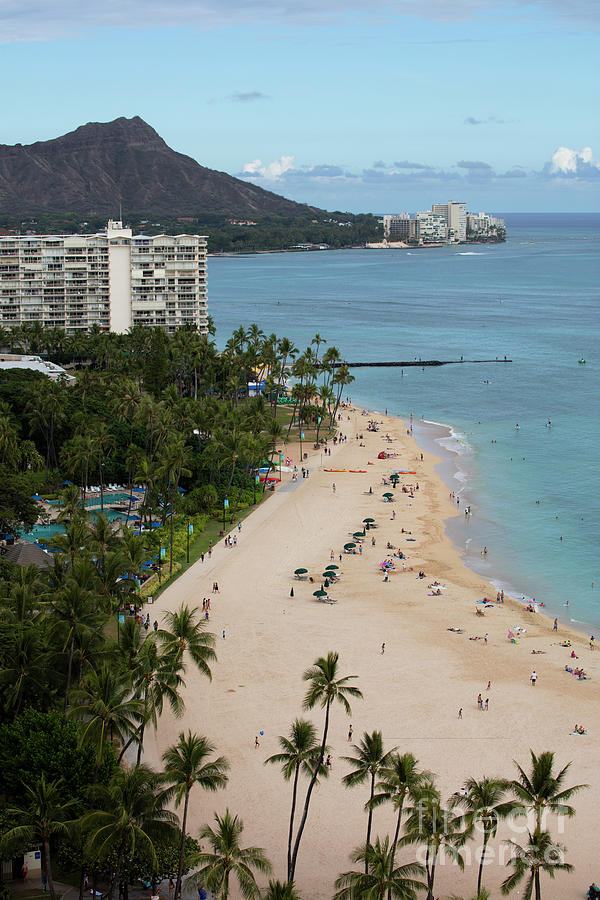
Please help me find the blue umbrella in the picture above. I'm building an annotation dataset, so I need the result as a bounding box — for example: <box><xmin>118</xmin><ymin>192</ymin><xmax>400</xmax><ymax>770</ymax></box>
<box><xmin>151</xmin><ymin>521</ymin><xmax>162</xmax><ymax>528</ymax></box>
<box><xmin>61</xmin><ymin>480</ymin><xmax>73</xmax><ymax>486</ymax></box>
<box><xmin>177</xmin><ymin>486</ymin><xmax>187</xmax><ymax>493</ymax></box>
<box><xmin>31</xmin><ymin>494</ymin><xmax>44</xmax><ymax>501</ymax></box>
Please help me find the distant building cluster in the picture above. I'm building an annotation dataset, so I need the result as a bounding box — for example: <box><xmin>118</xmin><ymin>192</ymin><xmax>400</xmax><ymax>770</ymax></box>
<box><xmin>382</xmin><ymin>202</ymin><xmax>505</xmax><ymax>245</ymax></box>
<box><xmin>0</xmin><ymin>220</ymin><xmax>208</xmax><ymax>334</ymax></box>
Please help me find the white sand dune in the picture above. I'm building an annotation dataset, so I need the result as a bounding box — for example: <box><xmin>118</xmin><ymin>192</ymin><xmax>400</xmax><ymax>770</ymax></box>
<box><xmin>145</xmin><ymin>408</ymin><xmax>598</xmax><ymax>899</ymax></box>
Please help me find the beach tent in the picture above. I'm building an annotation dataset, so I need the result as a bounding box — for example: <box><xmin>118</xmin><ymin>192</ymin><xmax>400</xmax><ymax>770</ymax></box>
<box><xmin>378</xmin><ymin>451</ymin><xmax>387</xmax><ymax>459</ymax></box>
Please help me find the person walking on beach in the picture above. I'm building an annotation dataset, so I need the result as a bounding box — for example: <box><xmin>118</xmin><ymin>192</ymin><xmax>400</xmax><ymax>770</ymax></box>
<box><xmin>255</xmin><ymin>735</ymin><xmax>260</xmax><ymax>748</ymax></box>
<box><xmin>484</xmin><ymin>633</ymin><xmax>488</xmax><ymax>644</ymax></box>
<box><xmin>332</xmin><ymin>482</ymin><xmax>336</xmax><ymax>493</ymax></box>
<box><xmin>530</xmin><ymin>670</ymin><xmax>537</xmax><ymax>686</ymax></box>
<box><xmin>381</xmin><ymin>642</ymin><xmax>385</xmax><ymax>654</ymax></box>
<box><xmin>458</xmin><ymin>708</ymin><xmax>462</xmax><ymax>719</ymax></box>
<box><xmin>477</xmin><ymin>693</ymin><xmax>483</xmax><ymax>710</ymax></box>
<box><xmin>348</xmin><ymin>724</ymin><xmax>353</xmax><ymax>742</ymax></box>
<box><xmin>484</xmin><ymin>698</ymin><xmax>489</xmax><ymax>710</ymax></box>
<box><xmin>553</xmin><ymin>618</ymin><xmax>558</xmax><ymax>631</ymax></box>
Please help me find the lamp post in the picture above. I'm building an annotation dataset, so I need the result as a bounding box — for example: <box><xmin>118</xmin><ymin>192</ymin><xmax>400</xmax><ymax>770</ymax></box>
<box><xmin>223</xmin><ymin>496</ymin><xmax>228</xmax><ymax>532</ymax></box>
<box><xmin>186</xmin><ymin>517</ymin><xmax>190</xmax><ymax>564</ymax></box>
<box><xmin>300</xmin><ymin>431</ymin><xmax>304</xmax><ymax>464</ymax></box>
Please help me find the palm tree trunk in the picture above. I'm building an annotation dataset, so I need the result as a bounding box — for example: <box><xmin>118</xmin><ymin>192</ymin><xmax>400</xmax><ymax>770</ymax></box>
<box><xmin>43</xmin><ymin>838</ymin><xmax>56</xmax><ymax>900</ymax></box>
<box><xmin>287</xmin><ymin>765</ymin><xmax>301</xmax><ymax>881</ymax></box>
<box><xmin>289</xmin><ymin>700</ymin><xmax>330</xmax><ymax>881</ymax></box>
<box><xmin>427</xmin><ymin>847</ymin><xmax>438</xmax><ymax>900</ymax></box>
<box><xmin>175</xmin><ymin>789</ymin><xmax>190</xmax><ymax>897</ymax></box>
<box><xmin>478</xmin><ymin>831</ymin><xmax>490</xmax><ymax>896</ymax></box>
<box><xmin>62</xmin><ymin>635</ymin><xmax>75</xmax><ymax>723</ymax></box>
<box><xmin>534</xmin><ymin>867</ymin><xmax>541</xmax><ymax>900</ymax></box>
<box><xmin>387</xmin><ymin>799</ymin><xmax>405</xmax><ymax>900</ymax></box>
<box><xmin>365</xmin><ymin>773</ymin><xmax>375</xmax><ymax>873</ymax></box>
<box><xmin>136</xmin><ymin>722</ymin><xmax>146</xmax><ymax>765</ymax></box>
<box><xmin>100</xmin><ymin>456</ymin><xmax>104</xmax><ymax>512</ymax></box>
<box><xmin>108</xmin><ymin>843</ymin><xmax>126</xmax><ymax>900</ymax></box>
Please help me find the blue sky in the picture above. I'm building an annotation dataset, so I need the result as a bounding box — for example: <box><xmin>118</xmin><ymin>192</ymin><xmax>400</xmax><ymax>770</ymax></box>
<box><xmin>1</xmin><ymin>0</ymin><xmax>598</xmax><ymax>212</ymax></box>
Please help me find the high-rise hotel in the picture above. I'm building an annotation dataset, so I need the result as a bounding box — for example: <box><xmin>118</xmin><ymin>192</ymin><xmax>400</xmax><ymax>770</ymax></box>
<box><xmin>0</xmin><ymin>220</ymin><xmax>208</xmax><ymax>333</ymax></box>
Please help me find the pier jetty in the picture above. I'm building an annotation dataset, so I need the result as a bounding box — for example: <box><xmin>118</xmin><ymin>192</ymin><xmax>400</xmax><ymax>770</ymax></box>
<box><xmin>330</xmin><ymin>358</ymin><xmax>512</xmax><ymax>368</ymax></box>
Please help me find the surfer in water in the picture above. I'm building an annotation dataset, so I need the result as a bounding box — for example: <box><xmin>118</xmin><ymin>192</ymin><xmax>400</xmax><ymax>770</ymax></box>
<box><xmin>547</xmin><ymin>419</ymin><xmax>552</xmax><ymax>427</ymax></box>
<box><xmin>515</xmin><ymin>423</ymin><xmax>520</xmax><ymax>430</ymax></box>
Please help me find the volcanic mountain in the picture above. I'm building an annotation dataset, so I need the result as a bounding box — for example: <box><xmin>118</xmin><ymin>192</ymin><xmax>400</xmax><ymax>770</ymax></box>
<box><xmin>0</xmin><ymin>117</ymin><xmax>321</xmax><ymax>218</ymax></box>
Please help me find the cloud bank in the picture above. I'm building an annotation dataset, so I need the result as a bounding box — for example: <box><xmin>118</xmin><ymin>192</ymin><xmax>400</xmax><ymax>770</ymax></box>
<box><xmin>238</xmin><ymin>146</ymin><xmax>600</xmax><ymax>209</ymax></box>
<box><xmin>1</xmin><ymin>0</ymin><xmax>598</xmax><ymax>42</ymax></box>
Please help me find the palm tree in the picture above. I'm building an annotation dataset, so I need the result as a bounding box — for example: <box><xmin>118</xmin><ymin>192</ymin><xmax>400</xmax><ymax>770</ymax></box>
<box><xmin>333</xmin><ymin>836</ymin><xmax>425</xmax><ymax>900</ymax></box>
<box><xmin>162</xmin><ymin>731</ymin><xmax>230</xmax><ymax>897</ymax></box>
<box><xmin>90</xmin><ymin>422</ymin><xmax>116</xmax><ymax>511</ymax></box>
<box><xmin>194</xmin><ymin>809</ymin><xmax>272</xmax><ymax>900</ymax></box>
<box><xmin>262</xmin><ymin>882</ymin><xmax>301</xmax><ymax>900</ymax></box>
<box><xmin>0</xmin><ymin>623</ymin><xmax>52</xmax><ymax>717</ymax></box>
<box><xmin>265</xmin><ymin>719</ymin><xmax>327</xmax><ymax>880</ymax></box>
<box><xmin>50</xmin><ymin>517</ymin><xmax>90</xmax><ymax>568</ymax></box>
<box><xmin>68</xmin><ymin>665</ymin><xmax>144</xmax><ymax>774</ymax></box>
<box><xmin>288</xmin><ymin>652</ymin><xmax>363</xmax><ymax>881</ymax></box>
<box><xmin>342</xmin><ymin>731</ymin><xmax>397</xmax><ymax>871</ymax></box>
<box><xmin>49</xmin><ymin>577</ymin><xmax>104</xmax><ymax>721</ymax></box>
<box><xmin>400</xmin><ymin>788</ymin><xmax>466</xmax><ymax>900</ymax></box>
<box><xmin>0</xmin><ymin>775</ymin><xmax>76</xmax><ymax>900</ymax></box>
<box><xmin>371</xmin><ymin>752</ymin><xmax>433</xmax><ymax>899</ymax></box>
<box><xmin>82</xmin><ymin>764</ymin><xmax>179</xmax><ymax>900</ymax></box>
<box><xmin>451</xmin><ymin>776</ymin><xmax>518</xmax><ymax>897</ymax></box>
<box><xmin>157</xmin><ymin>603</ymin><xmax>216</xmax><ymax>679</ymax></box>
<box><xmin>129</xmin><ymin>636</ymin><xmax>187</xmax><ymax>764</ymax></box>
<box><xmin>155</xmin><ymin>435</ymin><xmax>192</xmax><ymax>573</ymax></box>
<box><xmin>510</xmin><ymin>750</ymin><xmax>588</xmax><ymax>835</ymax></box>
<box><xmin>501</xmin><ymin>830</ymin><xmax>573</xmax><ymax>900</ymax></box>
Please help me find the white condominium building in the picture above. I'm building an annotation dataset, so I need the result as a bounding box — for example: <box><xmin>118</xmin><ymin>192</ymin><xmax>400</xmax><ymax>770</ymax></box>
<box><xmin>0</xmin><ymin>220</ymin><xmax>208</xmax><ymax>334</ymax></box>
<box><xmin>415</xmin><ymin>212</ymin><xmax>447</xmax><ymax>243</ymax></box>
<box><xmin>431</xmin><ymin>201</ymin><xmax>466</xmax><ymax>242</ymax></box>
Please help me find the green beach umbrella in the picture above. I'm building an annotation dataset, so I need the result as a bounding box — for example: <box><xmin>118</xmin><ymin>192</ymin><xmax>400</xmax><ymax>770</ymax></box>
<box><xmin>313</xmin><ymin>589</ymin><xmax>327</xmax><ymax>597</ymax></box>
<box><xmin>322</xmin><ymin>572</ymin><xmax>338</xmax><ymax>579</ymax></box>
<box><xmin>344</xmin><ymin>542</ymin><xmax>356</xmax><ymax>550</ymax></box>
<box><xmin>353</xmin><ymin>531</ymin><xmax>365</xmax><ymax>538</ymax></box>
<box><xmin>294</xmin><ymin>567</ymin><xmax>308</xmax><ymax>575</ymax></box>
<box><xmin>363</xmin><ymin>517</ymin><xmax>375</xmax><ymax>524</ymax></box>
<box><xmin>383</xmin><ymin>492</ymin><xmax>394</xmax><ymax>499</ymax></box>
<box><xmin>325</xmin><ymin>564</ymin><xmax>339</xmax><ymax>570</ymax></box>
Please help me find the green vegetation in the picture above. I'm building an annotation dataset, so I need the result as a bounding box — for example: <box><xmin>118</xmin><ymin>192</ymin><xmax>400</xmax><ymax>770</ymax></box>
<box><xmin>0</xmin><ymin>211</ymin><xmax>383</xmax><ymax>253</ymax></box>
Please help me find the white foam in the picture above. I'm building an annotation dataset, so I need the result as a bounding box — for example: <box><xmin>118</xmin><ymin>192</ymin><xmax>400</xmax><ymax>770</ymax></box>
<box><xmin>457</xmin><ymin>251</ymin><xmax>486</xmax><ymax>256</ymax></box>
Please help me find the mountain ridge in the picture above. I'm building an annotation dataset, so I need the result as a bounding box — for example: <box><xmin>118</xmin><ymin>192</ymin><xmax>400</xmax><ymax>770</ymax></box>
<box><xmin>0</xmin><ymin>117</ymin><xmax>322</xmax><ymax>219</ymax></box>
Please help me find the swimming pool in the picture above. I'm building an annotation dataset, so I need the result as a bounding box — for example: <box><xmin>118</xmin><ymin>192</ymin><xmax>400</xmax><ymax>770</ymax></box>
<box><xmin>21</xmin><ymin>509</ymin><xmax>141</xmax><ymax>544</ymax></box>
<box><xmin>47</xmin><ymin>492</ymin><xmax>142</xmax><ymax>508</ymax></box>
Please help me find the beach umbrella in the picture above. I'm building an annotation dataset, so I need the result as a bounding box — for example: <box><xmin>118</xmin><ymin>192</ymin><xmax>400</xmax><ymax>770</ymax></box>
<box><xmin>383</xmin><ymin>492</ymin><xmax>394</xmax><ymax>499</ymax></box>
<box><xmin>290</xmin><ymin>587</ymin><xmax>294</xmax><ymax>598</ymax></box>
<box><xmin>31</xmin><ymin>494</ymin><xmax>44</xmax><ymax>501</ymax></box>
<box><xmin>313</xmin><ymin>589</ymin><xmax>327</xmax><ymax>597</ymax></box>
<box><xmin>325</xmin><ymin>564</ymin><xmax>339</xmax><ymax>570</ymax></box>
<box><xmin>363</xmin><ymin>517</ymin><xmax>375</xmax><ymax>524</ymax></box>
<box><xmin>344</xmin><ymin>542</ymin><xmax>356</xmax><ymax>550</ymax></box>
<box><xmin>353</xmin><ymin>531</ymin><xmax>365</xmax><ymax>538</ymax></box>
<box><xmin>322</xmin><ymin>572</ymin><xmax>338</xmax><ymax>579</ymax></box>
<box><xmin>61</xmin><ymin>480</ymin><xmax>73</xmax><ymax>486</ymax></box>
<box><xmin>294</xmin><ymin>567</ymin><xmax>308</xmax><ymax>575</ymax></box>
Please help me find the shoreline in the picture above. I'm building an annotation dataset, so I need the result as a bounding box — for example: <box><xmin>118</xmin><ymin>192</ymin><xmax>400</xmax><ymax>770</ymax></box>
<box><xmin>144</xmin><ymin>404</ymin><xmax>598</xmax><ymax>898</ymax></box>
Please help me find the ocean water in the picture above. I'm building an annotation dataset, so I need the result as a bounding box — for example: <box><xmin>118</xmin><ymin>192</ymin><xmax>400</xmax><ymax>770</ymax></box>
<box><xmin>208</xmin><ymin>213</ymin><xmax>600</xmax><ymax>629</ymax></box>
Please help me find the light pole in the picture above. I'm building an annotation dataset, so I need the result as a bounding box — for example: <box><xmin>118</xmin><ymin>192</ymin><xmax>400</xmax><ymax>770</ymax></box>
<box><xmin>186</xmin><ymin>517</ymin><xmax>190</xmax><ymax>564</ymax></box>
<box><xmin>223</xmin><ymin>496</ymin><xmax>228</xmax><ymax>532</ymax></box>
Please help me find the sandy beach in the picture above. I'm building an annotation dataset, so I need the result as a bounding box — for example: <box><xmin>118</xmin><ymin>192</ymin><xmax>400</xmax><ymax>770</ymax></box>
<box><xmin>145</xmin><ymin>407</ymin><xmax>599</xmax><ymax>899</ymax></box>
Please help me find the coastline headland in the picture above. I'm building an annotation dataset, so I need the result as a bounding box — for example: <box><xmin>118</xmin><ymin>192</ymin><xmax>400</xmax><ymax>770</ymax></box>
<box><xmin>145</xmin><ymin>404</ymin><xmax>598</xmax><ymax>899</ymax></box>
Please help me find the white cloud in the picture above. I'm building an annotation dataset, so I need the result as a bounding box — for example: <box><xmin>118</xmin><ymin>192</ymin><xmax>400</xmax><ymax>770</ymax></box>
<box><xmin>242</xmin><ymin>155</ymin><xmax>295</xmax><ymax>180</ymax></box>
<box><xmin>549</xmin><ymin>146</ymin><xmax>599</xmax><ymax>175</ymax></box>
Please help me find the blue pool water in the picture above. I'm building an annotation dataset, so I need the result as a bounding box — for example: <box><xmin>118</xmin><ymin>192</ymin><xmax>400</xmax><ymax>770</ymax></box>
<box><xmin>208</xmin><ymin>213</ymin><xmax>600</xmax><ymax>629</ymax></box>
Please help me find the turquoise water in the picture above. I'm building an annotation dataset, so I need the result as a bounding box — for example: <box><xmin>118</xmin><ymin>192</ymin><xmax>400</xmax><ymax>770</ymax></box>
<box><xmin>47</xmin><ymin>492</ymin><xmax>139</xmax><ymax>508</ymax></box>
<box><xmin>23</xmin><ymin>508</ymin><xmax>140</xmax><ymax>544</ymax></box>
<box><xmin>208</xmin><ymin>213</ymin><xmax>600</xmax><ymax>630</ymax></box>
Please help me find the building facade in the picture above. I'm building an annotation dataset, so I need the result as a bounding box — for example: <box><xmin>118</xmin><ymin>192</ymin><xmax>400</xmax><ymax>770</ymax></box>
<box><xmin>415</xmin><ymin>212</ymin><xmax>447</xmax><ymax>243</ymax></box>
<box><xmin>382</xmin><ymin>213</ymin><xmax>411</xmax><ymax>241</ymax></box>
<box><xmin>0</xmin><ymin>220</ymin><xmax>208</xmax><ymax>334</ymax></box>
